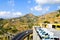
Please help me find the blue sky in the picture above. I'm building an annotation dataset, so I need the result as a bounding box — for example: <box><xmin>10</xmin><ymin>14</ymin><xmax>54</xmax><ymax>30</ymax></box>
<box><xmin>0</xmin><ymin>0</ymin><xmax>60</xmax><ymax>18</ymax></box>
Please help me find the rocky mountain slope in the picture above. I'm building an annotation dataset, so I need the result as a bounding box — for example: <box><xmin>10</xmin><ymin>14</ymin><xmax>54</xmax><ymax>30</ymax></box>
<box><xmin>0</xmin><ymin>10</ymin><xmax>60</xmax><ymax>34</ymax></box>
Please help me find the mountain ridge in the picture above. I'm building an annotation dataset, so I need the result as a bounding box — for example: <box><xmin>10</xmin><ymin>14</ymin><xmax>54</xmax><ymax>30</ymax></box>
<box><xmin>0</xmin><ymin>10</ymin><xmax>60</xmax><ymax>34</ymax></box>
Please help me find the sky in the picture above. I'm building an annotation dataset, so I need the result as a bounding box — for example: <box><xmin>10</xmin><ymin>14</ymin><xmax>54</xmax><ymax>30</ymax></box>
<box><xmin>0</xmin><ymin>0</ymin><xmax>60</xmax><ymax>18</ymax></box>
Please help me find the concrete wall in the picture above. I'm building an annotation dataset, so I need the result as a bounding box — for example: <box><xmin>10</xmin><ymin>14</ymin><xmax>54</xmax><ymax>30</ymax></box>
<box><xmin>33</xmin><ymin>26</ymin><xmax>41</xmax><ymax>40</ymax></box>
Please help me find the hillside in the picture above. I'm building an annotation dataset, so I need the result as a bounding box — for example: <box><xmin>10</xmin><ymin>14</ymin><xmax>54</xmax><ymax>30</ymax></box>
<box><xmin>0</xmin><ymin>13</ymin><xmax>38</xmax><ymax>35</ymax></box>
<box><xmin>37</xmin><ymin>10</ymin><xmax>60</xmax><ymax>24</ymax></box>
<box><xmin>0</xmin><ymin>10</ymin><xmax>60</xmax><ymax>35</ymax></box>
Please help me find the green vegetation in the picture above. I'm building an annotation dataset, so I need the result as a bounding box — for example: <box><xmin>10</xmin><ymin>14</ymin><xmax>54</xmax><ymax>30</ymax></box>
<box><xmin>58</xmin><ymin>10</ymin><xmax>60</xmax><ymax>13</ymax></box>
<box><xmin>0</xmin><ymin>31</ymin><xmax>4</xmax><ymax>35</ymax></box>
<box><xmin>56</xmin><ymin>14</ymin><xmax>60</xmax><ymax>17</ymax></box>
<box><xmin>54</xmin><ymin>21</ymin><xmax>58</xmax><ymax>23</ymax></box>
<box><xmin>43</xmin><ymin>21</ymin><xmax>50</xmax><ymax>23</ymax></box>
<box><xmin>0</xmin><ymin>14</ymin><xmax>38</xmax><ymax>36</ymax></box>
<box><xmin>55</xmin><ymin>10</ymin><xmax>60</xmax><ymax>17</ymax></box>
<box><xmin>0</xmin><ymin>10</ymin><xmax>60</xmax><ymax>39</ymax></box>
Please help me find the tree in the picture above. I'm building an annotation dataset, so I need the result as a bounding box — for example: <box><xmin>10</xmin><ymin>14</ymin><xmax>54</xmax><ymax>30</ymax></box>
<box><xmin>58</xmin><ymin>10</ymin><xmax>60</xmax><ymax>13</ymax></box>
<box><xmin>0</xmin><ymin>18</ymin><xmax>4</xmax><ymax>21</ymax></box>
<box><xmin>28</xmin><ymin>22</ymin><xmax>34</xmax><ymax>29</ymax></box>
<box><xmin>54</xmin><ymin>21</ymin><xmax>58</xmax><ymax>23</ymax></box>
<box><xmin>7</xmin><ymin>26</ymin><xmax>18</xmax><ymax>34</ymax></box>
<box><xmin>11</xmin><ymin>29</ymin><xmax>18</xmax><ymax>33</ymax></box>
<box><xmin>44</xmin><ymin>21</ymin><xmax>50</xmax><ymax>23</ymax></box>
<box><xmin>56</xmin><ymin>14</ymin><xmax>60</xmax><ymax>17</ymax></box>
<box><xmin>0</xmin><ymin>31</ymin><xmax>4</xmax><ymax>35</ymax></box>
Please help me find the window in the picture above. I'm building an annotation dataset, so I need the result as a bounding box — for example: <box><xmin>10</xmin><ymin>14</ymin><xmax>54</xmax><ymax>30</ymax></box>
<box><xmin>52</xmin><ymin>25</ymin><xmax>55</xmax><ymax>28</ymax></box>
<box><xmin>57</xmin><ymin>25</ymin><xmax>60</xmax><ymax>28</ymax></box>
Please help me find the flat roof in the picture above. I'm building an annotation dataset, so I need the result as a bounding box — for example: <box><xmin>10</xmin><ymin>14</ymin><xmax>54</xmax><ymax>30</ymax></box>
<box><xmin>46</xmin><ymin>28</ymin><xmax>60</xmax><ymax>38</ymax></box>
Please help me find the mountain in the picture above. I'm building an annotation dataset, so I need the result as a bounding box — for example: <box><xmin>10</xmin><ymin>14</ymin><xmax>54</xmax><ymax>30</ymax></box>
<box><xmin>0</xmin><ymin>10</ymin><xmax>60</xmax><ymax>34</ymax></box>
<box><xmin>37</xmin><ymin>10</ymin><xmax>60</xmax><ymax>24</ymax></box>
<box><xmin>0</xmin><ymin>13</ymin><xmax>38</xmax><ymax>34</ymax></box>
<box><xmin>19</xmin><ymin>13</ymin><xmax>38</xmax><ymax>23</ymax></box>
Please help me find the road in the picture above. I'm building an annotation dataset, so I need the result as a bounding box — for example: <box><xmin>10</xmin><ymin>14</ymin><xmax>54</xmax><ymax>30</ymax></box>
<box><xmin>12</xmin><ymin>30</ymin><xmax>33</xmax><ymax>40</ymax></box>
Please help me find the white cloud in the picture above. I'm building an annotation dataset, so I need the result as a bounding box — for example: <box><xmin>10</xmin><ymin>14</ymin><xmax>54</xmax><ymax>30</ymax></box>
<box><xmin>30</xmin><ymin>5</ymin><xmax>42</xmax><ymax>11</ymax></box>
<box><xmin>31</xmin><ymin>5</ymin><xmax>50</xmax><ymax>12</ymax></box>
<box><xmin>35</xmin><ymin>0</ymin><xmax>60</xmax><ymax>4</ymax></box>
<box><xmin>44</xmin><ymin>7</ymin><xmax>50</xmax><ymax>11</ymax></box>
<box><xmin>0</xmin><ymin>11</ymin><xmax>10</xmax><ymax>16</ymax></box>
<box><xmin>34</xmin><ymin>5</ymin><xmax>42</xmax><ymax>11</ymax></box>
<box><xmin>30</xmin><ymin>8</ymin><xmax>34</xmax><ymax>11</ymax></box>
<box><xmin>30</xmin><ymin>5</ymin><xmax>50</xmax><ymax>14</ymax></box>
<box><xmin>0</xmin><ymin>11</ymin><xmax>22</xmax><ymax>18</ymax></box>
<box><xmin>12</xmin><ymin>12</ymin><xmax>22</xmax><ymax>16</ymax></box>
<box><xmin>41</xmin><ymin>6</ymin><xmax>50</xmax><ymax>13</ymax></box>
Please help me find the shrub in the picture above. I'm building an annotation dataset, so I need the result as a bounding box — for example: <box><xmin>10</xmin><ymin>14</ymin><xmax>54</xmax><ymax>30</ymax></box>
<box><xmin>56</xmin><ymin>14</ymin><xmax>60</xmax><ymax>17</ymax></box>
<box><xmin>44</xmin><ymin>21</ymin><xmax>50</xmax><ymax>23</ymax></box>
<box><xmin>58</xmin><ymin>10</ymin><xmax>60</xmax><ymax>13</ymax></box>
